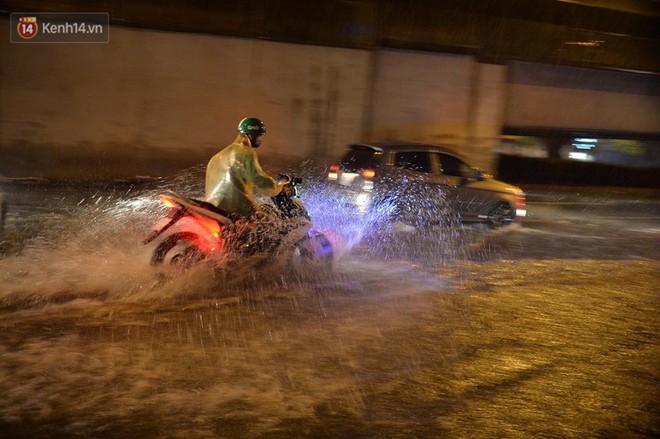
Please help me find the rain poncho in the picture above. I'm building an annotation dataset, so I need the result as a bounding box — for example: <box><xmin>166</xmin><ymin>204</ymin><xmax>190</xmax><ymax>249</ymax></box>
<box><xmin>205</xmin><ymin>134</ymin><xmax>281</xmax><ymax>218</ymax></box>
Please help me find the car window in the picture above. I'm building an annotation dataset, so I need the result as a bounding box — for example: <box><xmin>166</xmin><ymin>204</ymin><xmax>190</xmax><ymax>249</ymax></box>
<box><xmin>394</xmin><ymin>151</ymin><xmax>432</xmax><ymax>173</ymax></box>
<box><xmin>339</xmin><ymin>147</ymin><xmax>378</xmax><ymax>172</ymax></box>
<box><xmin>436</xmin><ymin>153</ymin><xmax>472</xmax><ymax>177</ymax></box>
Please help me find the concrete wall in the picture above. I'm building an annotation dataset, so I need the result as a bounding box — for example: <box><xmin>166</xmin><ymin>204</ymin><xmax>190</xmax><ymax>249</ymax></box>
<box><xmin>369</xmin><ymin>50</ymin><xmax>473</xmax><ymax>145</ymax></box>
<box><xmin>0</xmin><ymin>21</ymin><xmax>372</xmax><ymax>178</ymax></box>
<box><xmin>470</xmin><ymin>63</ymin><xmax>509</xmax><ymax>171</ymax></box>
<box><xmin>505</xmin><ymin>62</ymin><xmax>660</xmax><ymax>132</ymax></box>
<box><xmin>1</xmin><ymin>20</ymin><xmax>658</xmax><ymax>180</ymax></box>
<box><xmin>368</xmin><ymin>50</ymin><xmax>508</xmax><ymax>171</ymax></box>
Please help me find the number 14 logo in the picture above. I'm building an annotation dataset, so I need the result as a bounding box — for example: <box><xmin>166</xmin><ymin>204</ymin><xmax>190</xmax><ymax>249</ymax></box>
<box><xmin>18</xmin><ymin>16</ymin><xmax>38</xmax><ymax>39</ymax></box>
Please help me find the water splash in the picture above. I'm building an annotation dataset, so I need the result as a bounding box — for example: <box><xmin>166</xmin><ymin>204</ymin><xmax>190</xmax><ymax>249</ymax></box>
<box><xmin>286</xmin><ymin>166</ymin><xmax>463</xmax><ymax>264</ymax></box>
<box><xmin>0</xmin><ymin>163</ymin><xmax>467</xmax><ymax>310</ymax></box>
<box><xmin>0</xmin><ymin>167</ymin><xmax>484</xmax><ymax>439</ymax></box>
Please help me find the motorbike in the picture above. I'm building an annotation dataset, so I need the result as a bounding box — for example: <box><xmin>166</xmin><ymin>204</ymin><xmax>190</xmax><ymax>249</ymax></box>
<box><xmin>143</xmin><ymin>176</ymin><xmax>333</xmax><ymax>271</ymax></box>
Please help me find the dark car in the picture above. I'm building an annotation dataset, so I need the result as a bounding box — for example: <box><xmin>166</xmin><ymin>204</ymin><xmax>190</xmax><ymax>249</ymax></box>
<box><xmin>327</xmin><ymin>142</ymin><xmax>526</xmax><ymax>227</ymax></box>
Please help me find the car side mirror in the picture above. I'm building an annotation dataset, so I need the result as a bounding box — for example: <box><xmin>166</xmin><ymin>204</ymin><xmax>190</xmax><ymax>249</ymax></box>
<box><xmin>466</xmin><ymin>169</ymin><xmax>483</xmax><ymax>181</ymax></box>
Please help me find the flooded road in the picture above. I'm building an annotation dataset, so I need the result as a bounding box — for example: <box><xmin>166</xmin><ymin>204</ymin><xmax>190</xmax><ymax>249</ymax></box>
<box><xmin>0</xmin><ymin>179</ymin><xmax>658</xmax><ymax>438</ymax></box>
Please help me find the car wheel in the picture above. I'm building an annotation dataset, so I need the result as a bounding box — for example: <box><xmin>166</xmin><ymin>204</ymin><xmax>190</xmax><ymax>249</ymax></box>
<box><xmin>489</xmin><ymin>202</ymin><xmax>514</xmax><ymax>228</ymax></box>
<box><xmin>292</xmin><ymin>231</ymin><xmax>333</xmax><ymax>272</ymax></box>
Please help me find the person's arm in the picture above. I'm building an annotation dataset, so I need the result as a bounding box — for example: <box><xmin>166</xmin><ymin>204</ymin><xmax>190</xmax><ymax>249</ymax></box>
<box><xmin>245</xmin><ymin>149</ymin><xmax>281</xmax><ymax>197</ymax></box>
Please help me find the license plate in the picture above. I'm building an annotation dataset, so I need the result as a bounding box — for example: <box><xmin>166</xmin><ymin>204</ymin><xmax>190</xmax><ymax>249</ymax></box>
<box><xmin>339</xmin><ymin>172</ymin><xmax>358</xmax><ymax>186</ymax></box>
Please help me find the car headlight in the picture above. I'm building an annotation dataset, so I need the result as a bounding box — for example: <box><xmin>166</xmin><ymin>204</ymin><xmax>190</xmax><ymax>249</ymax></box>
<box><xmin>514</xmin><ymin>189</ymin><xmax>526</xmax><ymax>217</ymax></box>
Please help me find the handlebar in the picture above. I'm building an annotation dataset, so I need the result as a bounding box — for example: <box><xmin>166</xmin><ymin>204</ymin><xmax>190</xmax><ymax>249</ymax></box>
<box><xmin>276</xmin><ymin>174</ymin><xmax>303</xmax><ymax>186</ymax></box>
<box><xmin>276</xmin><ymin>173</ymin><xmax>292</xmax><ymax>185</ymax></box>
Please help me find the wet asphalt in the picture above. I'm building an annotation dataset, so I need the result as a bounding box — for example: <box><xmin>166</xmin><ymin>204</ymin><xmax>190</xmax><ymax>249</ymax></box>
<box><xmin>0</xmin><ymin>181</ymin><xmax>657</xmax><ymax>438</ymax></box>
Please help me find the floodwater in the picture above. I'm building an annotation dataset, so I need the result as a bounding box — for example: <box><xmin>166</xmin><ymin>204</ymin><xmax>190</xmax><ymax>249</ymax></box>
<box><xmin>0</xmin><ymin>172</ymin><xmax>658</xmax><ymax>438</ymax></box>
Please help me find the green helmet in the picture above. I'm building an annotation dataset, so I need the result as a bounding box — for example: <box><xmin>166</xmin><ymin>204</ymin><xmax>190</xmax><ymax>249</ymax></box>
<box><xmin>237</xmin><ymin>117</ymin><xmax>266</xmax><ymax>135</ymax></box>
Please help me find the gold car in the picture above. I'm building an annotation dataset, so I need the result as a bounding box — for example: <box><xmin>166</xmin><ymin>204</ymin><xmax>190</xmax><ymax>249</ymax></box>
<box><xmin>327</xmin><ymin>142</ymin><xmax>526</xmax><ymax>227</ymax></box>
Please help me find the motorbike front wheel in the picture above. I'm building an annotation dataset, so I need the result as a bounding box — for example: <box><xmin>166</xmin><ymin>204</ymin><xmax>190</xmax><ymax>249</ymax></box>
<box><xmin>151</xmin><ymin>232</ymin><xmax>205</xmax><ymax>269</ymax></box>
<box><xmin>291</xmin><ymin>230</ymin><xmax>333</xmax><ymax>272</ymax></box>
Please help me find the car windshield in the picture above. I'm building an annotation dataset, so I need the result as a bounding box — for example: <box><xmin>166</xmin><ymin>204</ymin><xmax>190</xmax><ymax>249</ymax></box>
<box><xmin>339</xmin><ymin>146</ymin><xmax>378</xmax><ymax>172</ymax></box>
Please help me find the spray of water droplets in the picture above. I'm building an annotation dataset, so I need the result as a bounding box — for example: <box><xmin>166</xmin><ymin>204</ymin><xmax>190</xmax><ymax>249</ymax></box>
<box><xmin>0</xmin><ymin>163</ymin><xmax>469</xmax><ymax>309</ymax></box>
<box><xmin>288</xmin><ymin>164</ymin><xmax>464</xmax><ymax>263</ymax></box>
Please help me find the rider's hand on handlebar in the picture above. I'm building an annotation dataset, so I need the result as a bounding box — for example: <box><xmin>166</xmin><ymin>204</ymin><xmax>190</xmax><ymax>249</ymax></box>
<box><xmin>275</xmin><ymin>173</ymin><xmax>296</xmax><ymax>197</ymax></box>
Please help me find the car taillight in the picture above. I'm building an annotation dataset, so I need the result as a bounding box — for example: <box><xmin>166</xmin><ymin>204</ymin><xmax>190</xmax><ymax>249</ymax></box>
<box><xmin>361</xmin><ymin>169</ymin><xmax>376</xmax><ymax>179</ymax></box>
<box><xmin>328</xmin><ymin>164</ymin><xmax>339</xmax><ymax>180</ymax></box>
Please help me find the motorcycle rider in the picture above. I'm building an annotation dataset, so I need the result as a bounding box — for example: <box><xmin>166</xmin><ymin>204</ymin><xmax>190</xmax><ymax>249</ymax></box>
<box><xmin>205</xmin><ymin>117</ymin><xmax>284</xmax><ymax>253</ymax></box>
<box><xmin>205</xmin><ymin>117</ymin><xmax>283</xmax><ymax>217</ymax></box>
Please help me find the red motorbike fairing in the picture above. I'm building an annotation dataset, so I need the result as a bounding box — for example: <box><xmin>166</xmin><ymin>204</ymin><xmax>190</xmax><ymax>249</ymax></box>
<box><xmin>145</xmin><ymin>178</ymin><xmax>333</xmax><ymax>270</ymax></box>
